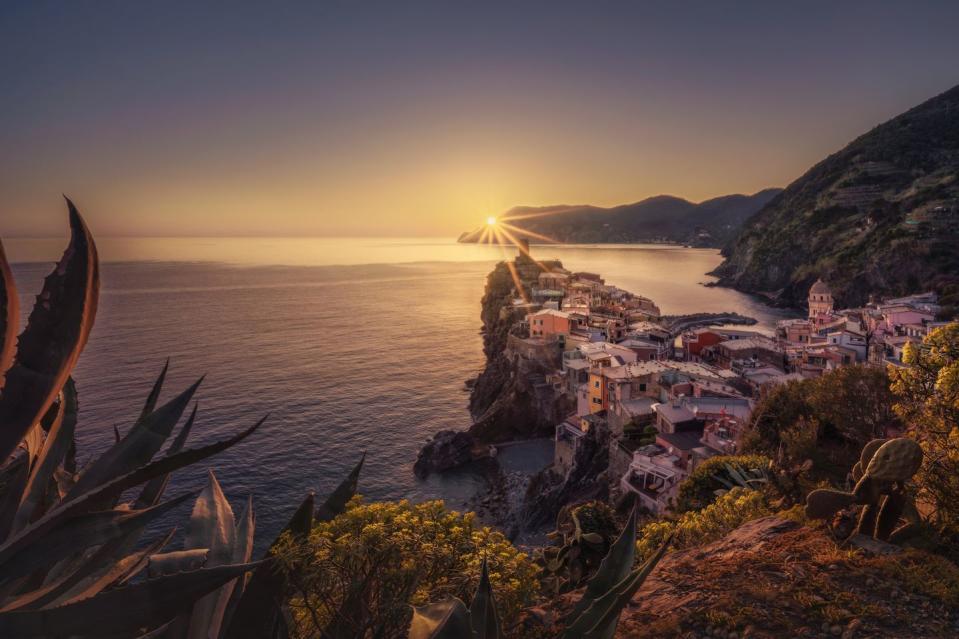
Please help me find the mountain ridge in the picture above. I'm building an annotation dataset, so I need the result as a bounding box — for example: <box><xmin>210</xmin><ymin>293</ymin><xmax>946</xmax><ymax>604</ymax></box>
<box><xmin>458</xmin><ymin>188</ymin><xmax>782</xmax><ymax>248</ymax></box>
<box><xmin>713</xmin><ymin>84</ymin><xmax>959</xmax><ymax>310</ymax></box>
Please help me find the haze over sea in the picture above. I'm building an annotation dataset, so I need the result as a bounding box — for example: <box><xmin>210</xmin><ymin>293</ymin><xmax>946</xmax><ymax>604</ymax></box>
<box><xmin>7</xmin><ymin>237</ymin><xmax>792</xmax><ymax>550</ymax></box>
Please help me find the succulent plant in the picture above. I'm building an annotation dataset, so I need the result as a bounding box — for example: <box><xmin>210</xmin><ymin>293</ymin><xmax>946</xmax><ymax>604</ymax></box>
<box><xmin>805</xmin><ymin>437</ymin><xmax>923</xmax><ymax>542</ymax></box>
<box><xmin>0</xmin><ymin>200</ymin><xmax>362</xmax><ymax>638</ymax></box>
<box><xmin>536</xmin><ymin>501</ymin><xmax>617</xmax><ymax>594</ymax></box>
<box><xmin>408</xmin><ymin>558</ymin><xmax>502</xmax><ymax>639</ymax></box>
<box><xmin>561</xmin><ymin>506</ymin><xmax>671</xmax><ymax>638</ymax></box>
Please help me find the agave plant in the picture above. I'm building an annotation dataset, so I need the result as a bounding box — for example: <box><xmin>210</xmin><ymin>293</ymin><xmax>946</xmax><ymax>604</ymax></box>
<box><xmin>408</xmin><ymin>559</ymin><xmax>501</xmax><ymax>639</ymax></box>
<box><xmin>0</xmin><ymin>199</ymin><xmax>363</xmax><ymax>638</ymax></box>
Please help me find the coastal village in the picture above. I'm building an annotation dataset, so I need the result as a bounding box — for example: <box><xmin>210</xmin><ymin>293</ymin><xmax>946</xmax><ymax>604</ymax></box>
<box><xmin>480</xmin><ymin>242</ymin><xmax>955</xmax><ymax>519</ymax></box>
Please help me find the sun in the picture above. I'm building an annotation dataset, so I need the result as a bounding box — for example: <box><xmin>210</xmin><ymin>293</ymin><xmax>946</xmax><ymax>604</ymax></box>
<box><xmin>486</xmin><ymin>216</ymin><xmax>497</xmax><ymax>226</ymax></box>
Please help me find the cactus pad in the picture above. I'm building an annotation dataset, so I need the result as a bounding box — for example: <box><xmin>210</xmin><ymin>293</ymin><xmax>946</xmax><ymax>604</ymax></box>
<box><xmin>805</xmin><ymin>488</ymin><xmax>855</xmax><ymax>520</ymax></box>
<box><xmin>860</xmin><ymin>438</ymin><xmax>888</xmax><ymax>468</ymax></box>
<box><xmin>864</xmin><ymin>438</ymin><xmax>923</xmax><ymax>483</ymax></box>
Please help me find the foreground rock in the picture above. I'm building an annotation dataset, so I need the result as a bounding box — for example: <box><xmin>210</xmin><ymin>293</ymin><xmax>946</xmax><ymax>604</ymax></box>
<box><xmin>518</xmin><ymin>516</ymin><xmax>959</xmax><ymax>638</ymax></box>
<box><xmin>413</xmin><ymin>430</ymin><xmax>492</xmax><ymax>478</ymax></box>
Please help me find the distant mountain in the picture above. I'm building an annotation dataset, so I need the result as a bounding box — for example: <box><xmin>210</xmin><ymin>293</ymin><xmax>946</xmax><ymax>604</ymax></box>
<box><xmin>713</xmin><ymin>84</ymin><xmax>959</xmax><ymax>310</ymax></box>
<box><xmin>457</xmin><ymin>189</ymin><xmax>782</xmax><ymax>248</ymax></box>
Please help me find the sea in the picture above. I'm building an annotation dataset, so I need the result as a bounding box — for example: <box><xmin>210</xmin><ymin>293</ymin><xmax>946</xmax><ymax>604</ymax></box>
<box><xmin>6</xmin><ymin>237</ymin><xmax>794</xmax><ymax>552</ymax></box>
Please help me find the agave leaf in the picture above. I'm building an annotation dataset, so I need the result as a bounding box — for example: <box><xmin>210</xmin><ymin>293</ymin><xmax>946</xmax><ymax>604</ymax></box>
<box><xmin>136</xmin><ymin>402</ymin><xmax>198</xmax><ymax>509</ymax></box>
<box><xmin>316</xmin><ymin>452</ymin><xmax>365</xmax><ymax>522</ymax></box>
<box><xmin>564</xmin><ymin>534</ymin><xmax>672</xmax><ymax>639</ymax></box>
<box><xmin>469</xmin><ymin>559</ymin><xmax>500</xmax><ymax>639</ymax></box>
<box><xmin>0</xmin><ymin>492</ymin><xmax>195</xmax><ymax>586</ymax></box>
<box><xmin>409</xmin><ymin>598</ymin><xmax>472</xmax><ymax>639</ymax></box>
<box><xmin>710</xmin><ymin>473</ymin><xmax>735</xmax><ymax>490</ymax></box>
<box><xmin>68</xmin><ymin>377</ymin><xmax>203</xmax><ymax>501</ymax></box>
<box><xmin>724</xmin><ymin>463</ymin><xmax>751</xmax><ymax>488</ymax></box>
<box><xmin>0</xmin><ymin>561</ymin><xmax>262</xmax><ymax>637</ymax></box>
<box><xmin>140</xmin><ymin>359</ymin><xmax>170</xmax><ymax>421</ymax></box>
<box><xmin>581</xmin><ymin>536</ymin><xmax>673</xmax><ymax>639</ymax></box>
<box><xmin>0</xmin><ymin>199</ymin><xmax>99</xmax><ymax>462</ymax></box>
<box><xmin>184</xmin><ymin>470</ymin><xmax>238</xmax><ymax>639</ymax></box>
<box><xmin>220</xmin><ymin>495</ymin><xmax>255</xmax><ymax>632</ymax></box>
<box><xmin>0</xmin><ymin>458</ymin><xmax>29</xmax><ymax>542</ymax></box>
<box><xmin>4</xmin><ymin>529</ymin><xmax>175</xmax><ymax>612</ymax></box>
<box><xmin>12</xmin><ymin>380</ymin><xmax>79</xmax><ymax>534</ymax></box>
<box><xmin>221</xmin><ymin>491</ymin><xmax>314</xmax><ymax>639</ymax></box>
<box><xmin>566</xmin><ymin>507</ymin><xmax>637</xmax><ymax>623</ymax></box>
<box><xmin>0</xmin><ymin>238</ymin><xmax>18</xmax><ymax>390</ymax></box>
<box><xmin>148</xmin><ymin>549</ymin><xmax>210</xmax><ymax>578</ymax></box>
<box><xmin>0</xmin><ymin>417</ymin><xmax>265</xmax><ymax>570</ymax></box>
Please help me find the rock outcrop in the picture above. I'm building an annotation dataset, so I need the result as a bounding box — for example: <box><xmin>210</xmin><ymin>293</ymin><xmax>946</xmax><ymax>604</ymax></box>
<box><xmin>413</xmin><ymin>430</ymin><xmax>490</xmax><ymax>478</ymax></box>
<box><xmin>520</xmin><ymin>419</ymin><xmax>610</xmax><ymax>530</ymax></box>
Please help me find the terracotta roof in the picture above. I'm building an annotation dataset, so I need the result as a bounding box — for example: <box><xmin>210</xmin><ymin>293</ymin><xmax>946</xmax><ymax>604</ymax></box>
<box><xmin>810</xmin><ymin>279</ymin><xmax>831</xmax><ymax>295</ymax></box>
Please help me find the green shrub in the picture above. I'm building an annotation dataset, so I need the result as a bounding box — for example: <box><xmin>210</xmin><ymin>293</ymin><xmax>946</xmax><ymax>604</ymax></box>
<box><xmin>635</xmin><ymin>488</ymin><xmax>772</xmax><ymax>563</ymax></box>
<box><xmin>676</xmin><ymin>454</ymin><xmax>772</xmax><ymax>512</ymax></box>
<box><xmin>274</xmin><ymin>497</ymin><xmax>539</xmax><ymax>638</ymax></box>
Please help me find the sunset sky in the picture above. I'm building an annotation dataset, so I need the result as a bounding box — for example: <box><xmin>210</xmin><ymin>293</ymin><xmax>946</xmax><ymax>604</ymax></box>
<box><xmin>2</xmin><ymin>1</ymin><xmax>958</xmax><ymax>238</ymax></box>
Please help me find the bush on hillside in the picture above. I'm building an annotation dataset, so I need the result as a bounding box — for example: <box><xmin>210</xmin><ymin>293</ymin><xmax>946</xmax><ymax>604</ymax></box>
<box><xmin>889</xmin><ymin>322</ymin><xmax>959</xmax><ymax>530</ymax></box>
<box><xmin>676</xmin><ymin>454</ymin><xmax>772</xmax><ymax>512</ymax></box>
<box><xmin>743</xmin><ymin>365</ymin><xmax>900</xmax><ymax>477</ymax></box>
<box><xmin>274</xmin><ymin>497</ymin><xmax>539</xmax><ymax>638</ymax></box>
<box><xmin>635</xmin><ymin>488</ymin><xmax>772</xmax><ymax>563</ymax></box>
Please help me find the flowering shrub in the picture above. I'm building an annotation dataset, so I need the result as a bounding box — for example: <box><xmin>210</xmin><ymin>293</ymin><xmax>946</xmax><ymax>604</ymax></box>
<box><xmin>890</xmin><ymin>322</ymin><xmax>959</xmax><ymax>529</ymax></box>
<box><xmin>675</xmin><ymin>454</ymin><xmax>772</xmax><ymax>512</ymax></box>
<box><xmin>274</xmin><ymin>497</ymin><xmax>539</xmax><ymax>638</ymax></box>
<box><xmin>635</xmin><ymin>487</ymin><xmax>772</xmax><ymax>563</ymax></box>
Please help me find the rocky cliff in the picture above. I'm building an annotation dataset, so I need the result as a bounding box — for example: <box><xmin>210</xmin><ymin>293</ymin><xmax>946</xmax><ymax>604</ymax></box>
<box><xmin>467</xmin><ymin>259</ymin><xmax>573</xmax><ymax>443</ymax></box>
<box><xmin>713</xmin><ymin>84</ymin><xmax>959</xmax><ymax>309</ymax></box>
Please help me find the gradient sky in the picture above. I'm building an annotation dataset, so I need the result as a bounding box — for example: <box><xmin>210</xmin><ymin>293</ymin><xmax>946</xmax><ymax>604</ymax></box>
<box><xmin>2</xmin><ymin>1</ymin><xmax>958</xmax><ymax>238</ymax></box>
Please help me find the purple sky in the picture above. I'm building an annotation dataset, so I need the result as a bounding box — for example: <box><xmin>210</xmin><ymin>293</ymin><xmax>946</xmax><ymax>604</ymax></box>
<box><xmin>2</xmin><ymin>1</ymin><xmax>958</xmax><ymax>237</ymax></box>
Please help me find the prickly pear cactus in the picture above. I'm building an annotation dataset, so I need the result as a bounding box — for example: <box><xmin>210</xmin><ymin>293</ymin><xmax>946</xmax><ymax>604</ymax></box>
<box><xmin>804</xmin><ymin>437</ymin><xmax>922</xmax><ymax>544</ymax></box>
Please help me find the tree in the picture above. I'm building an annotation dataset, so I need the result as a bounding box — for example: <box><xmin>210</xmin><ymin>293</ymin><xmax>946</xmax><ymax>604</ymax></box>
<box><xmin>889</xmin><ymin>323</ymin><xmax>959</xmax><ymax>528</ymax></box>
<box><xmin>743</xmin><ymin>366</ymin><xmax>900</xmax><ymax>476</ymax></box>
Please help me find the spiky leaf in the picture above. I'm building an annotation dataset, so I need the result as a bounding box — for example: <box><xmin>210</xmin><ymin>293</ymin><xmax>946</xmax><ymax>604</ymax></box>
<box><xmin>136</xmin><ymin>402</ymin><xmax>198</xmax><ymax>509</ymax></box>
<box><xmin>409</xmin><ymin>598</ymin><xmax>472</xmax><ymax>639</ymax></box>
<box><xmin>316</xmin><ymin>452</ymin><xmax>365</xmax><ymax>522</ymax></box>
<box><xmin>0</xmin><ymin>492</ymin><xmax>195</xmax><ymax>586</ymax></box>
<box><xmin>11</xmin><ymin>379</ymin><xmax>79</xmax><ymax>534</ymax></box>
<box><xmin>221</xmin><ymin>491</ymin><xmax>314</xmax><ymax>639</ymax></box>
<box><xmin>0</xmin><ymin>237</ymin><xmax>17</xmax><ymax>390</ymax></box>
<box><xmin>0</xmin><ymin>561</ymin><xmax>262</xmax><ymax>637</ymax></box>
<box><xmin>566</xmin><ymin>507</ymin><xmax>637</xmax><ymax>622</ymax></box>
<box><xmin>68</xmin><ymin>377</ymin><xmax>203</xmax><ymax>500</ymax></box>
<box><xmin>184</xmin><ymin>470</ymin><xmax>238</xmax><ymax>639</ymax></box>
<box><xmin>469</xmin><ymin>559</ymin><xmax>500</xmax><ymax>639</ymax></box>
<box><xmin>0</xmin><ymin>199</ymin><xmax>98</xmax><ymax>462</ymax></box>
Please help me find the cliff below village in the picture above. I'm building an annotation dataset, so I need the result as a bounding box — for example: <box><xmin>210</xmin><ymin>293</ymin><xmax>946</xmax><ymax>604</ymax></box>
<box><xmin>713</xmin><ymin>84</ymin><xmax>959</xmax><ymax>311</ymax></box>
<box><xmin>468</xmin><ymin>258</ymin><xmax>574</xmax><ymax>443</ymax></box>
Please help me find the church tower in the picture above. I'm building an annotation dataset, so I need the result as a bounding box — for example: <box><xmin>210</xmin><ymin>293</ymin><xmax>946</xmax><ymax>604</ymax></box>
<box><xmin>808</xmin><ymin>279</ymin><xmax>834</xmax><ymax>319</ymax></box>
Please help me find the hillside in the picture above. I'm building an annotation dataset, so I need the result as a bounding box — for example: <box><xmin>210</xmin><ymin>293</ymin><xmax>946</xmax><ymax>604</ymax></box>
<box><xmin>521</xmin><ymin>517</ymin><xmax>959</xmax><ymax>638</ymax></box>
<box><xmin>458</xmin><ymin>189</ymin><xmax>781</xmax><ymax>248</ymax></box>
<box><xmin>713</xmin><ymin>84</ymin><xmax>959</xmax><ymax>309</ymax></box>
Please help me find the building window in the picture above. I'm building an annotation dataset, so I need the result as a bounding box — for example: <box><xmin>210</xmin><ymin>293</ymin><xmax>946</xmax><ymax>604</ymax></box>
<box><xmin>639</xmin><ymin>383</ymin><xmax>646</xmax><ymax>392</ymax></box>
<box><xmin>592</xmin><ymin>397</ymin><xmax>601</xmax><ymax>404</ymax></box>
<box><xmin>593</xmin><ymin>381</ymin><xmax>600</xmax><ymax>388</ymax></box>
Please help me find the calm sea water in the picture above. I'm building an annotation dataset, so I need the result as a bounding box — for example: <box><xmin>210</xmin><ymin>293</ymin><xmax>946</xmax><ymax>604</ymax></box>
<box><xmin>7</xmin><ymin>238</ymin><xmax>792</xmax><ymax>551</ymax></box>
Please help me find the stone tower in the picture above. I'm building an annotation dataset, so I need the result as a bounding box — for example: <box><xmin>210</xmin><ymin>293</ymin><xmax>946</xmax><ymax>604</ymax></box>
<box><xmin>808</xmin><ymin>279</ymin><xmax>834</xmax><ymax>319</ymax></box>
